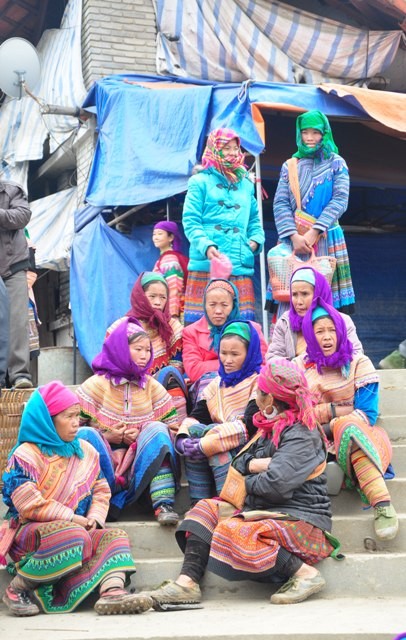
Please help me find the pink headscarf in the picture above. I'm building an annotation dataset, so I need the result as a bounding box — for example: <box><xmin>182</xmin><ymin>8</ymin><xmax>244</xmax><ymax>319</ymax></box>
<box><xmin>254</xmin><ymin>358</ymin><xmax>318</xmax><ymax>447</ymax></box>
<box><xmin>201</xmin><ymin>128</ymin><xmax>246</xmax><ymax>183</ymax></box>
<box><xmin>39</xmin><ymin>381</ymin><xmax>79</xmax><ymax>416</ymax></box>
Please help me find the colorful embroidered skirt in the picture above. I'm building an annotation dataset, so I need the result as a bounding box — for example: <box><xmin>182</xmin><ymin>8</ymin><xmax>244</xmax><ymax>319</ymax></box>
<box><xmin>333</xmin><ymin>414</ymin><xmax>392</xmax><ymax>491</ymax></box>
<box><xmin>177</xmin><ymin>498</ymin><xmax>333</xmax><ymax>582</ymax></box>
<box><xmin>9</xmin><ymin>521</ymin><xmax>135</xmax><ymax>613</ymax></box>
<box><xmin>184</xmin><ymin>271</ymin><xmax>255</xmax><ymax>324</ymax></box>
<box><xmin>78</xmin><ymin>422</ymin><xmax>178</xmax><ymax>511</ymax></box>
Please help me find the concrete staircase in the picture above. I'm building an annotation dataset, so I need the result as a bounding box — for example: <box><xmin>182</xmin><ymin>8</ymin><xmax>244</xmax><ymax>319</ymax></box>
<box><xmin>0</xmin><ymin>370</ymin><xmax>405</xmax><ymax>638</ymax></box>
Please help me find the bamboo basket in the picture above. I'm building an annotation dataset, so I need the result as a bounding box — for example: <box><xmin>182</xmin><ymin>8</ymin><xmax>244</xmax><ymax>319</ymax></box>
<box><xmin>0</xmin><ymin>389</ymin><xmax>36</xmax><ymax>486</ymax></box>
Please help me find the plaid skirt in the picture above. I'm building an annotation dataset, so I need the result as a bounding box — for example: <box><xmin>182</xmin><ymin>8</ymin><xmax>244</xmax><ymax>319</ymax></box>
<box><xmin>184</xmin><ymin>271</ymin><xmax>255</xmax><ymax>324</ymax></box>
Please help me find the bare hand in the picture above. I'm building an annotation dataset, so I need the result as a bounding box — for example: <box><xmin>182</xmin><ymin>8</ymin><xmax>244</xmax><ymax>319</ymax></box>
<box><xmin>206</xmin><ymin>246</ymin><xmax>221</xmax><ymax>260</ymax></box>
<box><xmin>249</xmin><ymin>240</ymin><xmax>258</xmax><ymax>252</ymax></box>
<box><xmin>302</xmin><ymin>229</ymin><xmax>320</xmax><ymax>248</ymax></box>
<box><xmin>72</xmin><ymin>514</ymin><xmax>89</xmax><ymax>528</ymax></box>
<box><xmin>123</xmin><ymin>428</ymin><xmax>139</xmax><ymax>446</ymax></box>
<box><xmin>248</xmin><ymin>457</ymin><xmax>272</xmax><ymax>473</ymax></box>
<box><xmin>104</xmin><ymin>422</ymin><xmax>127</xmax><ymax>445</ymax></box>
<box><xmin>86</xmin><ymin>518</ymin><xmax>97</xmax><ymax>531</ymax></box>
<box><xmin>291</xmin><ymin>233</ymin><xmax>312</xmax><ymax>254</ymax></box>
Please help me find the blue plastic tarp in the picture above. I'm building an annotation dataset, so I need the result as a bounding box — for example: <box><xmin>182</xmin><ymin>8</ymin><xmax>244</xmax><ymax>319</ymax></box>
<box><xmin>83</xmin><ymin>74</ymin><xmax>366</xmax><ymax>207</ymax></box>
<box><xmin>70</xmin><ymin>216</ymin><xmax>159</xmax><ymax>364</ymax></box>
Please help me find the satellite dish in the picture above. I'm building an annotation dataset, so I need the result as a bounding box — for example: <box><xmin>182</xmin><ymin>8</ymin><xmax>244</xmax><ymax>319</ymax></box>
<box><xmin>0</xmin><ymin>37</ymin><xmax>41</xmax><ymax>99</ymax></box>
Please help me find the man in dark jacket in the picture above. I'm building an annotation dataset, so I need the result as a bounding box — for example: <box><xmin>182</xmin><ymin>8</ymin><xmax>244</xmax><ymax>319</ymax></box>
<box><xmin>0</xmin><ymin>181</ymin><xmax>33</xmax><ymax>388</ymax></box>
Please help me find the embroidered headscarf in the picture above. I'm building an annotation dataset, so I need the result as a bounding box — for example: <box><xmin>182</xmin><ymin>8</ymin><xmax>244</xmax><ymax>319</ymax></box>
<box><xmin>293</xmin><ymin>110</ymin><xmax>339</xmax><ymax>161</ymax></box>
<box><xmin>13</xmin><ymin>382</ymin><xmax>83</xmax><ymax>458</ymax></box>
<box><xmin>254</xmin><ymin>358</ymin><xmax>318</xmax><ymax>446</ymax></box>
<box><xmin>289</xmin><ymin>266</ymin><xmax>333</xmax><ymax>332</ymax></box>
<box><xmin>126</xmin><ymin>271</ymin><xmax>173</xmax><ymax>349</ymax></box>
<box><xmin>302</xmin><ymin>298</ymin><xmax>354</xmax><ymax>375</ymax></box>
<box><xmin>218</xmin><ymin>320</ymin><xmax>263</xmax><ymax>387</ymax></box>
<box><xmin>201</xmin><ymin>128</ymin><xmax>246</xmax><ymax>183</ymax></box>
<box><xmin>153</xmin><ymin>220</ymin><xmax>183</xmax><ymax>253</ymax></box>
<box><xmin>203</xmin><ymin>278</ymin><xmax>240</xmax><ymax>352</ymax></box>
<box><xmin>92</xmin><ymin>317</ymin><xmax>153</xmax><ymax>387</ymax></box>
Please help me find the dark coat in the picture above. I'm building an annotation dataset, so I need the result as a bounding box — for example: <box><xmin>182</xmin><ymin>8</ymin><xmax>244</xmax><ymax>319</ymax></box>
<box><xmin>233</xmin><ymin>421</ymin><xmax>332</xmax><ymax>532</ymax></box>
<box><xmin>0</xmin><ymin>182</ymin><xmax>31</xmax><ymax>278</ymax></box>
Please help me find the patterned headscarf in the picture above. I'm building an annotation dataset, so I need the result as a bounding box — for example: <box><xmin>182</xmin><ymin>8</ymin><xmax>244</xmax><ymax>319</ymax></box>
<box><xmin>302</xmin><ymin>298</ymin><xmax>353</xmax><ymax>375</ymax></box>
<box><xmin>201</xmin><ymin>128</ymin><xmax>246</xmax><ymax>183</ymax></box>
<box><xmin>289</xmin><ymin>266</ymin><xmax>333</xmax><ymax>332</ymax></box>
<box><xmin>153</xmin><ymin>220</ymin><xmax>182</xmax><ymax>253</ymax></box>
<box><xmin>254</xmin><ymin>358</ymin><xmax>318</xmax><ymax>447</ymax></box>
<box><xmin>13</xmin><ymin>385</ymin><xmax>83</xmax><ymax>459</ymax></box>
<box><xmin>92</xmin><ymin>317</ymin><xmax>153</xmax><ymax>387</ymax></box>
<box><xmin>293</xmin><ymin>110</ymin><xmax>339</xmax><ymax>161</ymax></box>
<box><xmin>126</xmin><ymin>271</ymin><xmax>173</xmax><ymax>349</ymax></box>
<box><xmin>218</xmin><ymin>320</ymin><xmax>263</xmax><ymax>387</ymax></box>
<box><xmin>203</xmin><ymin>278</ymin><xmax>240</xmax><ymax>352</ymax></box>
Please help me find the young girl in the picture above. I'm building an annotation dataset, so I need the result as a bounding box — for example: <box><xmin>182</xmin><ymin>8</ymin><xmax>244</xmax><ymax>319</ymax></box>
<box><xmin>175</xmin><ymin>320</ymin><xmax>262</xmax><ymax>504</ymax></box>
<box><xmin>152</xmin><ymin>220</ymin><xmax>189</xmax><ymax>322</ymax></box>
<box><xmin>77</xmin><ymin>318</ymin><xmax>180</xmax><ymax>526</ymax></box>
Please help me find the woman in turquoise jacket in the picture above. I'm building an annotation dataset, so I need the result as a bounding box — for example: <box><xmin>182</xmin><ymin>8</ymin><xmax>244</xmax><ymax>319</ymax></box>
<box><xmin>182</xmin><ymin>128</ymin><xmax>265</xmax><ymax>324</ymax></box>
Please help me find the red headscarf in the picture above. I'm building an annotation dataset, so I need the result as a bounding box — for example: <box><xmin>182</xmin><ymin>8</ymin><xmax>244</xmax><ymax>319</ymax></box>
<box><xmin>126</xmin><ymin>272</ymin><xmax>173</xmax><ymax>349</ymax></box>
<box><xmin>254</xmin><ymin>358</ymin><xmax>318</xmax><ymax>447</ymax></box>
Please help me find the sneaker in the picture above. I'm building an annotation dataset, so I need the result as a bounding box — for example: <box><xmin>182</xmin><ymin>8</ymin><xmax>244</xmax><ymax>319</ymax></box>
<box><xmin>2</xmin><ymin>586</ymin><xmax>40</xmax><ymax>616</ymax></box>
<box><xmin>270</xmin><ymin>571</ymin><xmax>326</xmax><ymax>605</ymax></box>
<box><xmin>13</xmin><ymin>377</ymin><xmax>33</xmax><ymax>389</ymax></box>
<box><xmin>154</xmin><ymin>503</ymin><xmax>179</xmax><ymax>526</ymax></box>
<box><xmin>94</xmin><ymin>588</ymin><xmax>153</xmax><ymax>615</ymax></box>
<box><xmin>374</xmin><ymin>504</ymin><xmax>399</xmax><ymax>540</ymax></box>
<box><xmin>143</xmin><ymin>579</ymin><xmax>201</xmax><ymax>608</ymax></box>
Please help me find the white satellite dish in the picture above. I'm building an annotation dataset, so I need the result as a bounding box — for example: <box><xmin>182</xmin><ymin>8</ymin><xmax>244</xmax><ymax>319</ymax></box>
<box><xmin>0</xmin><ymin>37</ymin><xmax>41</xmax><ymax>99</ymax></box>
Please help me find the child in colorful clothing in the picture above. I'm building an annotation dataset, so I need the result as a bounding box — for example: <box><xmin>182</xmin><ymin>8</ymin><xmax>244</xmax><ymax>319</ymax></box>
<box><xmin>152</xmin><ymin>220</ymin><xmax>189</xmax><ymax>322</ymax></box>
<box><xmin>77</xmin><ymin>319</ymin><xmax>180</xmax><ymax>526</ymax></box>
<box><xmin>0</xmin><ymin>381</ymin><xmax>152</xmax><ymax>616</ymax></box>
<box><xmin>176</xmin><ymin>320</ymin><xmax>262</xmax><ymax>504</ymax></box>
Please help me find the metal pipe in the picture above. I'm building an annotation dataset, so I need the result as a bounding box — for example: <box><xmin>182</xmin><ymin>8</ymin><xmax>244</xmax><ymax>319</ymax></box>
<box><xmin>254</xmin><ymin>155</ymin><xmax>269</xmax><ymax>340</ymax></box>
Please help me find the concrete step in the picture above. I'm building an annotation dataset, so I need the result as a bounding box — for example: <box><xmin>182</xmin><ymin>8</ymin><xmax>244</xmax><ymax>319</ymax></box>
<box><xmin>1</xmin><ymin>552</ymin><xmax>406</xmax><ymax>599</ymax></box>
<box><xmin>101</xmin><ymin>512</ymin><xmax>406</xmax><ymax>559</ymax></box>
<box><xmin>378</xmin><ymin>369</ymin><xmax>406</xmax><ymax>416</ymax></box>
<box><xmin>330</xmin><ymin>479</ymin><xmax>405</xmax><ymax>513</ymax></box>
<box><xmin>0</xmin><ymin>596</ymin><xmax>404</xmax><ymax>640</ymax></box>
<box><xmin>377</xmin><ymin>415</ymin><xmax>406</xmax><ymax>442</ymax></box>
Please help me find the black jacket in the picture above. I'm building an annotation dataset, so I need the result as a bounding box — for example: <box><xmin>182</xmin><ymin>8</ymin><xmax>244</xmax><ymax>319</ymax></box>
<box><xmin>0</xmin><ymin>182</ymin><xmax>31</xmax><ymax>278</ymax></box>
<box><xmin>233</xmin><ymin>421</ymin><xmax>332</xmax><ymax>532</ymax></box>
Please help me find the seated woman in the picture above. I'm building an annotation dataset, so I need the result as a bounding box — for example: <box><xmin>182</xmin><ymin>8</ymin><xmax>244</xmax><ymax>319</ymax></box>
<box><xmin>143</xmin><ymin>358</ymin><xmax>335</xmax><ymax>608</ymax></box>
<box><xmin>295</xmin><ymin>300</ymin><xmax>398</xmax><ymax>540</ymax></box>
<box><xmin>266</xmin><ymin>266</ymin><xmax>362</xmax><ymax>361</ymax></box>
<box><xmin>183</xmin><ymin>278</ymin><xmax>268</xmax><ymax>403</ymax></box>
<box><xmin>107</xmin><ymin>271</ymin><xmax>187</xmax><ymax>421</ymax></box>
<box><xmin>176</xmin><ymin>320</ymin><xmax>262</xmax><ymax>504</ymax></box>
<box><xmin>0</xmin><ymin>381</ymin><xmax>152</xmax><ymax>617</ymax></box>
<box><xmin>77</xmin><ymin>319</ymin><xmax>180</xmax><ymax>526</ymax></box>
<box><xmin>152</xmin><ymin>220</ymin><xmax>189</xmax><ymax>322</ymax></box>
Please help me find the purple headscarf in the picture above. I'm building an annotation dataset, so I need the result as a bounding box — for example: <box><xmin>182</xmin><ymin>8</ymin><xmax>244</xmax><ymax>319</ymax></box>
<box><xmin>92</xmin><ymin>317</ymin><xmax>154</xmax><ymax>387</ymax></box>
<box><xmin>289</xmin><ymin>266</ymin><xmax>333</xmax><ymax>332</ymax></box>
<box><xmin>302</xmin><ymin>298</ymin><xmax>353</xmax><ymax>374</ymax></box>
<box><xmin>153</xmin><ymin>221</ymin><xmax>182</xmax><ymax>253</ymax></box>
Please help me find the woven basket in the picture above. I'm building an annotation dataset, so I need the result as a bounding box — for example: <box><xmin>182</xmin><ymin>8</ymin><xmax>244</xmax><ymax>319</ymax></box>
<box><xmin>268</xmin><ymin>249</ymin><xmax>337</xmax><ymax>302</ymax></box>
<box><xmin>0</xmin><ymin>389</ymin><xmax>36</xmax><ymax>486</ymax></box>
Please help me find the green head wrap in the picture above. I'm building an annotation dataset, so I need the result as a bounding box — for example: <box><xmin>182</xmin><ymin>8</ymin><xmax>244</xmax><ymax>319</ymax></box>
<box><xmin>221</xmin><ymin>321</ymin><xmax>250</xmax><ymax>342</ymax></box>
<box><xmin>141</xmin><ymin>271</ymin><xmax>167</xmax><ymax>289</ymax></box>
<box><xmin>293</xmin><ymin>110</ymin><xmax>338</xmax><ymax>161</ymax></box>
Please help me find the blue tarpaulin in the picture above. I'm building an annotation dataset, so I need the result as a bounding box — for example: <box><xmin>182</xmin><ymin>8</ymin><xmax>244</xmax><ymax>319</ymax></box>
<box><xmin>83</xmin><ymin>74</ymin><xmax>365</xmax><ymax>207</ymax></box>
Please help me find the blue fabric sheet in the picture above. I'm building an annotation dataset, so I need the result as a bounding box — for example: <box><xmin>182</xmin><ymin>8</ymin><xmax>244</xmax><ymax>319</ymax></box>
<box><xmin>83</xmin><ymin>74</ymin><xmax>365</xmax><ymax>207</ymax></box>
<box><xmin>70</xmin><ymin>216</ymin><xmax>159</xmax><ymax>365</ymax></box>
